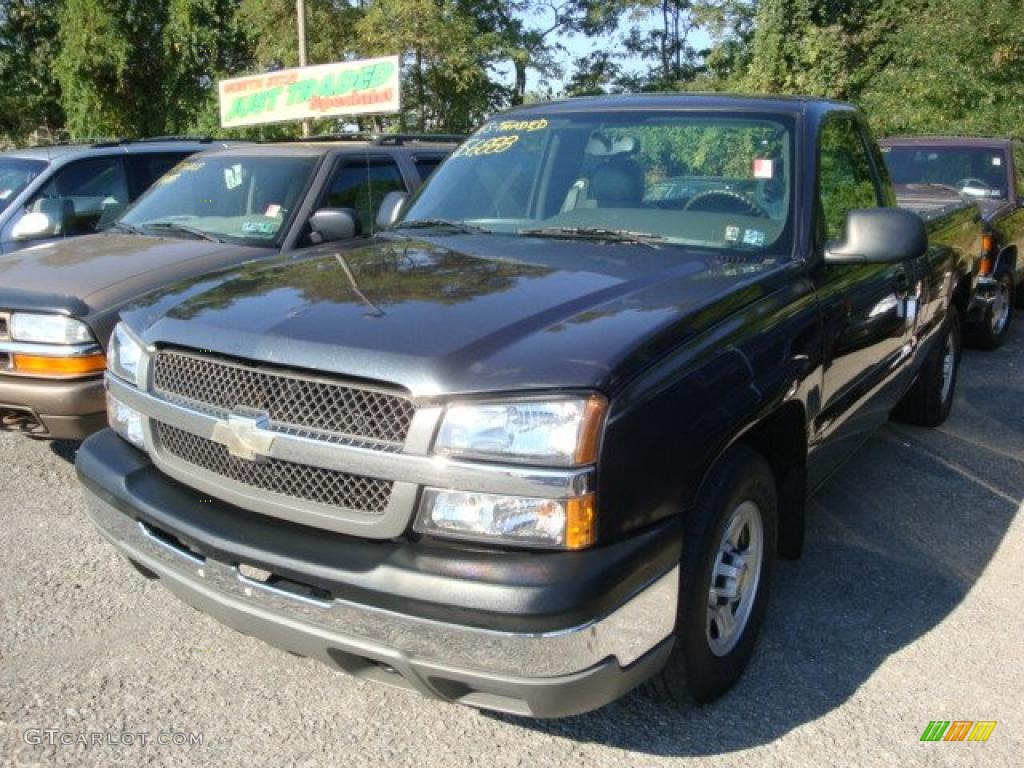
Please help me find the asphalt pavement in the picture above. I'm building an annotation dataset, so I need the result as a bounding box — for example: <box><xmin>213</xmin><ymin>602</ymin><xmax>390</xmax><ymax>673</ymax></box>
<box><xmin>1</xmin><ymin>323</ymin><xmax>1022</xmax><ymax>767</ymax></box>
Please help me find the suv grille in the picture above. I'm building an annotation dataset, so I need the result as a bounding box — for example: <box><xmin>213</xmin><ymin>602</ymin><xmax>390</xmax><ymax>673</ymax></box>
<box><xmin>157</xmin><ymin>422</ymin><xmax>393</xmax><ymax>514</ymax></box>
<box><xmin>151</xmin><ymin>349</ymin><xmax>415</xmax><ymax>450</ymax></box>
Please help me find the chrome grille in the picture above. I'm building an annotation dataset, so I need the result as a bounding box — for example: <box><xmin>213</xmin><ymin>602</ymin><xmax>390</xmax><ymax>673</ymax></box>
<box><xmin>156</xmin><ymin>422</ymin><xmax>393</xmax><ymax>514</ymax></box>
<box><xmin>151</xmin><ymin>348</ymin><xmax>414</xmax><ymax>450</ymax></box>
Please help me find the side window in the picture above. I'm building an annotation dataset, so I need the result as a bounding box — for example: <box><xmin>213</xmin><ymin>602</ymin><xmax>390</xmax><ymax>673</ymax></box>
<box><xmin>126</xmin><ymin>152</ymin><xmax>194</xmax><ymax>197</ymax></box>
<box><xmin>321</xmin><ymin>157</ymin><xmax>407</xmax><ymax>235</ymax></box>
<box><xmin>31</xmin><ymin>156</ymin><xmax>129</xmax><ymax>236</ymax></box>
<box><xmin>413</xmin><ymin>154</ymin><xmax>446</xmax><ymax>181</ymax></box>
<box><xmin>818</xmin><ymin>118</ymin><xmax>882</xmax><ymax>240</ymax></box>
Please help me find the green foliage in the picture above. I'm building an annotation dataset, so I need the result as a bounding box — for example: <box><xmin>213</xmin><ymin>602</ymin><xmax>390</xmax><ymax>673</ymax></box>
<box><xmin>356</xmin><ymin>0</ymin><xmax>506</xmax><ymax>133</ymax></box>
<box><xmin>3</xmin><ymin>0</ymin><xmax>1023</xmax><ymax>148</ymax></box>
<box><xmin>860</xmin><ymin>0</ymin><xmax>1024</xmax><ymax>138</ymax></box>
<box><xmin>0</xmin><ymin>0</ymin><xmax>65</xmax><ymax>144</ymax></box>
<box><xmin>55</xmin><ymin>0</ymin><xmax>252</xmax><ymax>138</ymax></box>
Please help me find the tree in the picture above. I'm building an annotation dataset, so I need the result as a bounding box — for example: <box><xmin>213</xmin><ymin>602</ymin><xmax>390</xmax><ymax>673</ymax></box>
<box><xmin>860</xmin><ymin>0</ymin><xmax>1024</xmax><ymax>138</ymax></box>
<box><xmin>621</xmin><ymin>1</ymin><xmax>703</xmax><ymax>90</ymax></box>
<box><xmin>356</xmin><ymin>0</ymin><xmax>505</xmax><ymax>133</ymax></box>
<box><xmin>0</xmin><ymin>0</ymin><xmax>65</xmax><ymax>143</ymax></box>
<box><xmin>55</xmin><ymin>0</ymin><xmax>252</xmax><ymax>138</ymax></box>
<box><xmin>564</xmin><ymin>50</ymin><xmax>623</xmax><ymax>96</ymax></box>
<box><xmin>487</xmin><ymin>1</ymin><xmax>622</xmax><ymax>105</ymax></box>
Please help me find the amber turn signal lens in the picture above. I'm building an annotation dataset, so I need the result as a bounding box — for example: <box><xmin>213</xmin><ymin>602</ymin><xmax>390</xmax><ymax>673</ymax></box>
<box><xmin>575</xmin><ymin>395</ymin><xmax>608</xmax><ymax>465</ymax></box>
<box><xmin>565</xmin><ymin>493</ymin><xmax>597</xmax><ymax>550</ymax></box>
<box><xmin>979</xmin><ymin>234</ymin><xmax>995</xmax><ymax>275</ymax></box>
<box><xmin>12</xmin><ymin>353</ymin><xmax>107</xmax><ymax>377</ymax></box>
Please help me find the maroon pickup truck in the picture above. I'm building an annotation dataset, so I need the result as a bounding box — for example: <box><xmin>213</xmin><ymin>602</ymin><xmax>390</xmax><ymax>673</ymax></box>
<box><xmin>881</xmin><ymin>136</ymin><xmax>1024</xmax><ymax>348</ymax></box>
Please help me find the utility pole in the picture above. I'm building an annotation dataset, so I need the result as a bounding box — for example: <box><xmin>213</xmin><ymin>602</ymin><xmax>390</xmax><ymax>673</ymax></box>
<box><xmin>297</xmin><ymin>0</ymin><xmax>311</xmax><ymax>137</ymax></box>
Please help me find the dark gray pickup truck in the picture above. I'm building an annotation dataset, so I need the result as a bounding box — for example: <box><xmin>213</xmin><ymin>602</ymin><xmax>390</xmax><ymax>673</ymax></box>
<box><xmin>881</xmin><ymin>136</ymin><xmax>1024</xmax><ymax>348</ymax></box>
<box><xmin>76</xmin><ymin>95</ymin><xmax>975</xmax><ymax>717</ymax></box>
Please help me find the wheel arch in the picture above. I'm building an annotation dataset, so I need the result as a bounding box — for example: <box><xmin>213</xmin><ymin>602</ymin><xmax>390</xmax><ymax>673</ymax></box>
<box><xmin>698</xmin><ymin>400</ymin><xmax>809</xmax><ymax>561</ymax></box>
<box><xmin>995</xmin><ymin>243</ymin><xmax>1017</xmax><ymax>276</ymax></box>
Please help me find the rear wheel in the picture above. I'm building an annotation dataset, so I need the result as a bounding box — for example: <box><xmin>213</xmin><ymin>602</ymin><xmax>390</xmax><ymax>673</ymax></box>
<box><xmin>966</xmin><ymin>271</ymin><xmax>1013</xmax><ymax>349</ymax></box>
<box><xmin>892</xmin><ymin>305</ymin><xmax>961</xmax><ymax>427</ymax></box>
<box><xmin>645</xmin><ymin>445</ymin><xmax>777</xmax><ymax>706</ymax></box>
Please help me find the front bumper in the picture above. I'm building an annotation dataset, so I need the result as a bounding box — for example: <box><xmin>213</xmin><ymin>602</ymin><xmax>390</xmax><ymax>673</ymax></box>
<box><xmin>0</xmin><ymin>373</ymin><xmax>105</xmax><ymax>438</ymax></box>
<box><xmin>77</xmin><ymin>430</ymin><xmax>681</xmax><ymax>717</ymax></box>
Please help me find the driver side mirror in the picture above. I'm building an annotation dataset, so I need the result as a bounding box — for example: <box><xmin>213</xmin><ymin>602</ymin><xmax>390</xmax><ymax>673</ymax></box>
<box><xmin>825</xmin><ymin>208</ymin><xmax>927</xmax><ymax>265</ymax></box>
<box><xmin>11</xmin><ymin>211</ymin><xmax>58</xmax><ymax>240</ymax></box>
<box><xmin>376</xmin><ymin>191</ymin><xmax>408</xmax><ymax>231</ymax></box>
<box><xmin>309</xmin><ymin>208</ymin><xmax>360</xmax><ymax>243</ymax></box>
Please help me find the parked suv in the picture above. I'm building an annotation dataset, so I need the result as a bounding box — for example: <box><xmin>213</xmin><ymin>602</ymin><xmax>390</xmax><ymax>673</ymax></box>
<box><xmin>0</xmin><ymin>135</ymin><xmax>457</xmax><ymax>438</ymax></box>
<box><xmin>0</xmin><ymin>138</ymin><xmax>238</xmax><ymax>253</ymax></box>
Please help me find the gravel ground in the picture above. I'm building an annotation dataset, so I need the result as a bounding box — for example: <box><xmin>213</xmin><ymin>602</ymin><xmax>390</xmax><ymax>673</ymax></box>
<box><xmin>1</xmin><ymin>324</ymin><xmax>1022</xmax><ymax>768</ymax></box>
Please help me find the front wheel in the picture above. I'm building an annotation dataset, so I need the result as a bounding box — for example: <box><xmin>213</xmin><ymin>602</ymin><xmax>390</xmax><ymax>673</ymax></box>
<box><xmin>892</xmin><ymin>305</ymin><xmax>961</xmax><ymax>427</ymax></box>
<box><xmin>966</xmin><ymin>271</ymin><xmax>1013</xmax><ymax>349</ymax></box>
<box><xmin>645</xmin><ymin>445</ymin><xmax>777</xmax><ymax>706</ymax></box>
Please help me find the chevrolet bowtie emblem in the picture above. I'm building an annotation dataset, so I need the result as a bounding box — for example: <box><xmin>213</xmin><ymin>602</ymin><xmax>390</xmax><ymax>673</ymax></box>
<box><xmin>210</xmin><ymin>413</ymin><xmax>275</xmax><ymax>462</ymax></box>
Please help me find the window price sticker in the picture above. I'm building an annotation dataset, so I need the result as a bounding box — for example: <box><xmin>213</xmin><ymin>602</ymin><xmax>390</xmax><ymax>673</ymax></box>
<box><xmin>753</xmin><ymin>158</ymin><xmax>774</xmax><ymax>179</ymax></box>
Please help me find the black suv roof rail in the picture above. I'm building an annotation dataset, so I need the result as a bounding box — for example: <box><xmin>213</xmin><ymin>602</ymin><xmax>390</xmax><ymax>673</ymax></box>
<box><xmin>288</xmin><ymin>132</ymin><xmax>464</xmax><ymax>146</ymax></box>
<box><xmin>89</xmin><ymin>136</ymin><xmax>220</xmax><ymax>147</ymax></box>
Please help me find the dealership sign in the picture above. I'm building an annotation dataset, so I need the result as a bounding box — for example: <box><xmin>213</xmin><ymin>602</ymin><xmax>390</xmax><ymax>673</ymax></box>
<box><xmin>218</xmin><ymin>56</ymin><xmax>400</xmax><ymax>128</ymax></box>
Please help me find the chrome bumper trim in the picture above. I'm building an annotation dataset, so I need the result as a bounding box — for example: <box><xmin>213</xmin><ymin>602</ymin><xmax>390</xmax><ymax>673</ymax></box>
<box><xmin>0</xmin><ymin>340</ymin><xmax>103</xmax><ymax>357</ymax></box>
<box><xmin>83</xmin><ymin>488</ymin><xmax>678</xmax><ymax>678</ymax></box>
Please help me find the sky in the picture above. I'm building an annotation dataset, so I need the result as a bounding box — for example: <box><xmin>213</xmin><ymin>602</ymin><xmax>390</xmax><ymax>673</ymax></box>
<box><xmin>510</xmin><ymin>7</ymin><xmax>714</xmax><ymax>94</ymax></box>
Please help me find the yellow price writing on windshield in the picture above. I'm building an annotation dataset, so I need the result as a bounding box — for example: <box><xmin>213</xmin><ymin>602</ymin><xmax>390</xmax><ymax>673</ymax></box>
<box><xmin>451</xmin><ymin>135</ymin><xmax>520</xmax><ymax>159</ymax></box>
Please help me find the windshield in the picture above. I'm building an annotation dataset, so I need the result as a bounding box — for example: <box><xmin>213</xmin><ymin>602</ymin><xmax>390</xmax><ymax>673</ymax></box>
<box><xmin>119</xmin><ymin>155</ymin><xmax>319</xmax><ymax>245</ymax></box>
<box><xmin>882</xmin><ymin>145</ymin><xmax>1009</xmax><ymax>199</ymax></box>
<box><xmin>402</xmin><ymin>111</ymin><xmax>795</xmax><ymax>255</ymax></box>
<box><xmin>0</xmin><ymin>157</ymin><xmax>47</xmax><ymax>215</ymax></box>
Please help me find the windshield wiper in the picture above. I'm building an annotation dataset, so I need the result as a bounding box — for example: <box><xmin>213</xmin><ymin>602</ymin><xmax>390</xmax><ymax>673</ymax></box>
<box><xmin>518</xmin><ymin>226</ymin><xmax>664</xmax><ymax>248</ymax></box>
<box><xmin>143</xmin><ymin>221</ymin><xmax>224</xmax><ymax>243</ymax></box>
<box><xmin>105</xmin><ymin>222</ymin><xmax>145</xmax><ymax>235</ymax></box>
<box><xmin>392</xmin><ymin>218</ymin><xmax>487</xmax><ymax>234</ymax></box>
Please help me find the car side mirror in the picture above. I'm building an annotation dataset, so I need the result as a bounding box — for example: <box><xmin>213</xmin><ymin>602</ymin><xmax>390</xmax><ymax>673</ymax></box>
<box><xmin>309</xmin><ymin>208</ymin><xmax>360</xmax><ymax>243</ymax></box>
<box><xmin>376</xmin><ymin>191</ymin><xmax>408</xmax><ymax>231</ymax></box>
<box><xmin>11</xmin><ymin>211</ymin><xmax>59</xmax><ymax>240</ymax></box>
<box><xmin>824</xmin><ymin>208</ymin><xmax>927</xmax><ymax>265</ymax></box>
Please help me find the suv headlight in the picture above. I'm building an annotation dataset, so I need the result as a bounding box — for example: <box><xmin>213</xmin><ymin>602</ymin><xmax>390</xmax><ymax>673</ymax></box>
<box><xmin>434</xmin><ymin>395</ymin><xmax>606</xmax><ymax>466</ymax></box>
<box><xmin>10</xmin><ymin>313</ymin><xmax>94</xmax><ymax>344</ymax></box>
<box><xmin>108</xmin><ymin>322</ymin><xmax>144</xmax><ymax>386</ymax></box>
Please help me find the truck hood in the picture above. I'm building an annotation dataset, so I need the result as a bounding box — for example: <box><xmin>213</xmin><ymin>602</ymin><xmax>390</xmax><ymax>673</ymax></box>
<box><xmin>0</xmin><ymin>232</ymin><xmax>267</xmax><ymax>314</ymax></box>
<box><xmin>893</xmin><ymin>184</ymin><xmax>1009</xmax><ymax>222</ymax></box>
<box><xmin>127</xmin><ymin>234</ymin><xmax>790</xmax><ymax>397</ymax></box>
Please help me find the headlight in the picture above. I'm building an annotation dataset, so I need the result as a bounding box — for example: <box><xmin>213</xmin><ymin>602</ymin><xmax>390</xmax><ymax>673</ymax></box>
<box><xmin>106</xmin><ymin>391</ymin><xmax>146</xmax><ymax>450</ymax></box>
<box><xmin>415</xmin><ymin>489</ymin><xmax>596</xmax><ymax>549</ymax></box>
<box><xmin>10</xmin><ymin>313</ymin><xmax>94</xmax><ymax>344</ymax></box>
<box><xmin>434</xmin><ymin>395</ymin><xmax>606</xmax><ymax>466</ymax></box>
<box><xmin>108</xmin><ymin>322</ymin><xmax>143</xmax><ymax>386</ymax></box>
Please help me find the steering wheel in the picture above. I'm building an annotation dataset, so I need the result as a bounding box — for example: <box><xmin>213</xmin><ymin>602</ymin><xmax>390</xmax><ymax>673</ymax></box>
<box><xmin>683</xmin><ymin>189</ymin><xmax>770</xmax><ymax>218</ymax></box>
<box><xmin>956</xmin><ymin>177</ymin><xmax>995</xmax><ymax>194</ymax></box>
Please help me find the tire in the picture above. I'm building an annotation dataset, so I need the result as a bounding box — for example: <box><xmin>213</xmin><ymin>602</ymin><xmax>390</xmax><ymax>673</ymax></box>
<box><xmin>892</xmin><ymin>305</ymin><xmax>961</xmax><ymax>427</ymax></box>
<box><xmin>965</xmin><ymin>271</ymin><xmax>1013</xmax><ymax>350</ymax></box>
<box><xmin>645</xmin><ymin>444</ymin><xmax>777</xmax><ymax>706</ymax></box>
